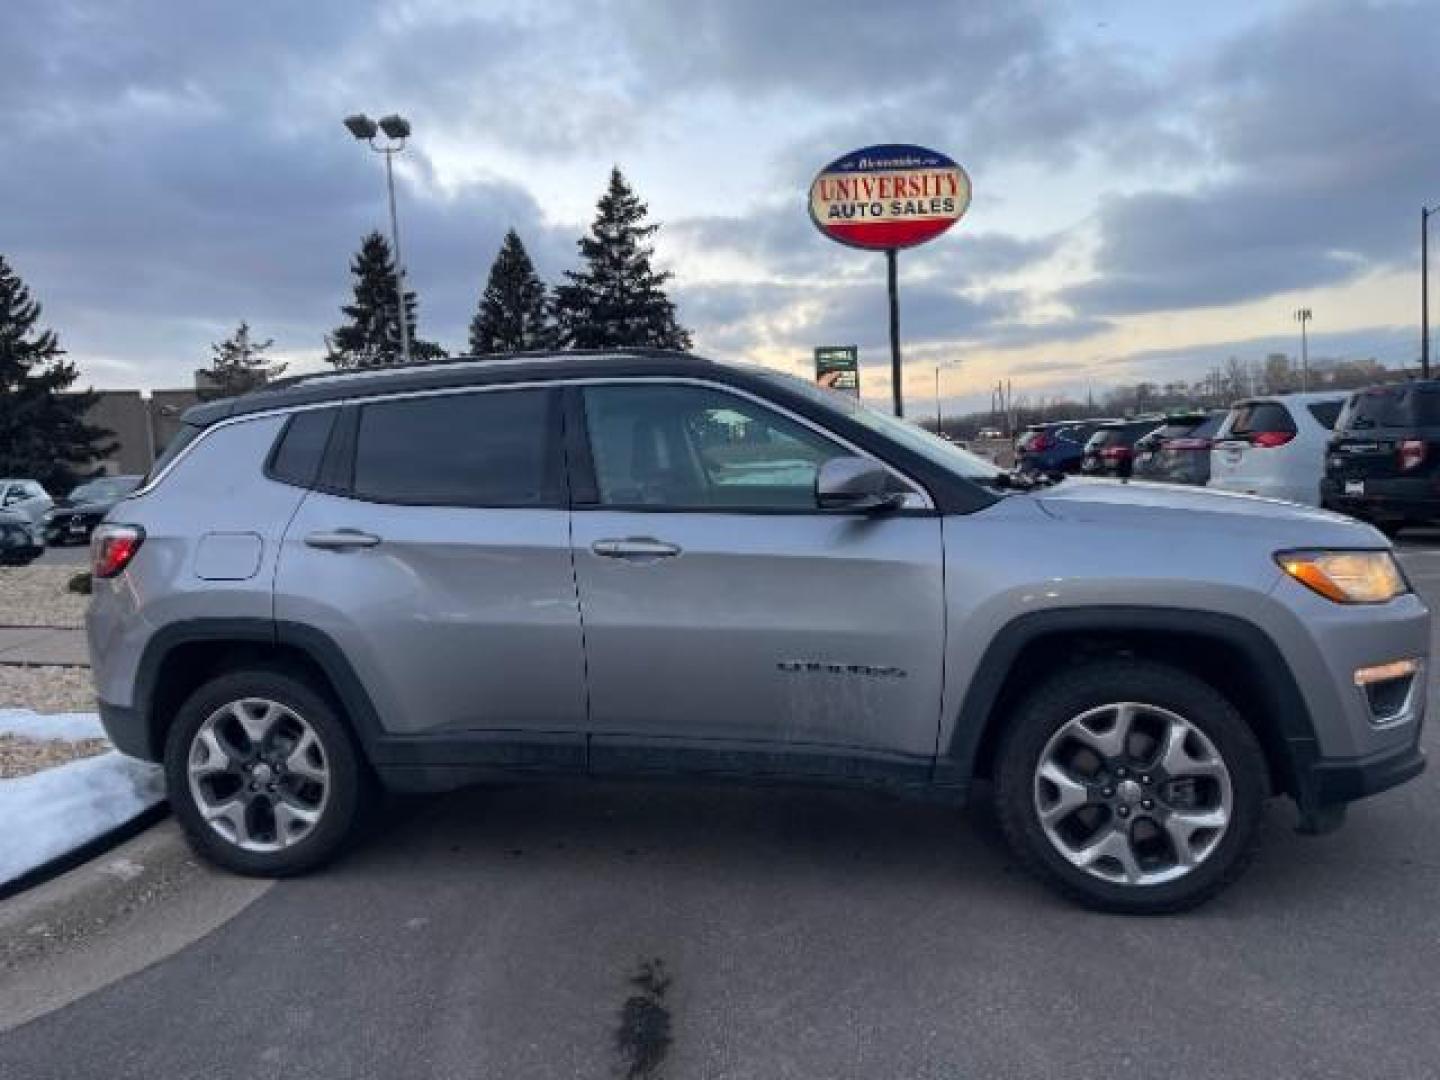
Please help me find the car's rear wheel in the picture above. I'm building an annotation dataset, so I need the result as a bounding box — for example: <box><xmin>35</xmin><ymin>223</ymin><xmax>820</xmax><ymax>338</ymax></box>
<box><xmin>164</xmin><ymin>669</ymin><xmax>373</xmax><ymax>876</ymax></box>
<box><xmin>994</xmin><ymin>659</ymin><xmax>1266</xmax><ymax>914</ymax></box>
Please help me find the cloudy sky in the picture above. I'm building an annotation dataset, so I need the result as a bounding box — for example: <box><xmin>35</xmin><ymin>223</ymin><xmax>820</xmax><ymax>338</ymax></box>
<box><xmin>3</xmin><ymin>0</ymin><xmax>1436</xmax><ymax>413</ymax></box>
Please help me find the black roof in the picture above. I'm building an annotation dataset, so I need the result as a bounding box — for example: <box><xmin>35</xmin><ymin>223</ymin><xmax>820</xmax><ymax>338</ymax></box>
<box><xmin>182</xmin><ymin>348</ymin><xmax>712</xmax><ymax>427</ymax></box>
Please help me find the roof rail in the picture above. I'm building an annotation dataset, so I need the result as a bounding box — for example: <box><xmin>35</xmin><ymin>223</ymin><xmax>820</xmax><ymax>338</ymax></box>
<box><xmin>257</xmin><ymin>347</ymin><xmax>705</xmax><ymax>394</ymax></box>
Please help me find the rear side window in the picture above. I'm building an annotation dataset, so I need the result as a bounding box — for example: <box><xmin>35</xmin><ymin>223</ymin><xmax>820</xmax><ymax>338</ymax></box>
<box><xmin>352</xmin><ymin>389</ymin><xmax>558</xmax><ymax>507</ymax></box>
<box><xmin>1228</xmin><ymin>402</ymin><xmax>1296</xmax><ymax>437</ymax></box>
<box><xmin>267</xmin><ymin>409</ymin><xmax>337</xmax><ymax>488</ymax></box>
<box><xmin>1306</xmin><ymin>401</ymin><xmax>1343</xmax><ymax>429</ymax></box>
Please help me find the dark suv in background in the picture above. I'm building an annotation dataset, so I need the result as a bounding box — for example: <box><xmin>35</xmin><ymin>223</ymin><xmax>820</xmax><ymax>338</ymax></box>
<box><xmin>1134</xmin><ymin>413</ymin><xmax>1226</xmax><ymax>486</ymax></box>
<box><xmin>1322</xmin><ymin>382</ymin><xmax>1440</xmax><ymax>536</ymax></box>
<box><xmin>1130</xmin><ymin>413</ymin><xmax>1217</xmax><ymax>482</ymax></box>
<box><xmin>1015</xmin><ymin>419</ymin><xmax>1114</xmax><ymax>475</ymax></box>
<box><xmin>1079</xmin><ymin>418</ymin><xmax>1163</xmax><ymax>477</ymax></box>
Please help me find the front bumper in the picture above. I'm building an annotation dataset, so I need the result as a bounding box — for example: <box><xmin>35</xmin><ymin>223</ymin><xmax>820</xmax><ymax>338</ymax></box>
<box><xmin>1299</xmin><ymin>739</ymin><xmax>1426</xmax><ymax>808</ymax></box>
<box><xmin>1321</xmin><ymin>475</ymin><xmax>1440</xmax><ymax>522</ymax></box>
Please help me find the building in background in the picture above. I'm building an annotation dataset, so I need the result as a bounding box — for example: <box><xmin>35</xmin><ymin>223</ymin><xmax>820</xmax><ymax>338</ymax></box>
<box><xmin>68</xmin><ymin>388</ymin><xmax>201</xmax><ymax>476</ymax></box>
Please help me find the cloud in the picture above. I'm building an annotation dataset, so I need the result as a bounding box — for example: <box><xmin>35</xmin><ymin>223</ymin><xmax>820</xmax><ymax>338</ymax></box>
<box><xmin>1064</xmin><ymin>0</ymin><xmax>1440</xmax><ymax>318</ymax></box>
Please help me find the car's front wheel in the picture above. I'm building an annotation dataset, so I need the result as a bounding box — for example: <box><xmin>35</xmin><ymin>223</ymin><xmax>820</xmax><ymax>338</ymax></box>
<box><xmin>994</xmin><ymin>659</ymin><xmax>1266</xmax><ymax>914</ymax></box>
<box><xmin>164</xmin><ymin>669</ymin><xmax>373</xmax><ymax>876</ymax></box>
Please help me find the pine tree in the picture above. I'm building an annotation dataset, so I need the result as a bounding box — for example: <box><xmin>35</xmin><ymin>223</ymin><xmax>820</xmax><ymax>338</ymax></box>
<box><xmin>468</xmin><ymin>230</ymin><xmax>555</xmax><ymax>354</ymax></box>
<box><xmin>0</xmin><ymin>255</ymin><xmax>113</xmax><ymax>494</ymax></box>
<box><xmin>554</xmin><ymin>169</ymin><xmax>692</xmax><ymax>350</ymax></box>
<box><xmin>198</xmin><ymin>321</ymin><xmax>287</xmax><ymax>400</ymax></box>
<box><xmin>326</xmin><ymin>231</ymin><xmax>446</xmax><ymax>367</ymax></box>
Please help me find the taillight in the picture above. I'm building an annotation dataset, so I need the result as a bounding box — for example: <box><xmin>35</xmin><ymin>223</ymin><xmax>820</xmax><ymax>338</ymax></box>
<box><xmin>1100</xmin><ymin>445</ymin><xmax>1131</xmax><ymax>460</ymax></box>
<box><xmin>91</xmin><ymin>524</ymin><xmax>144</xmax><ymax>579</ymax></box>
<box><xmin>1029</xmin><ymin>433</ymin><xmax>1054</xmax><ymax>451</ymax></box>
<box><xmin>1399</xmin><ymin>439</ymin><xmax>1427</xmax><ymax>471</ymax></box>
<box><xmin>1250</xmin><ymin>431</ymin><xmax>1295</xmax><ymax>448</ymax></box>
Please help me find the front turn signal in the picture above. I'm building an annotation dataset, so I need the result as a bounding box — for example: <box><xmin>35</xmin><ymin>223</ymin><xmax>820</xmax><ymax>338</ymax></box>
<box><xmin>1275</xmin><ymin>550</ymin><xmax>1407</xmax><ymax>604</ymax></box>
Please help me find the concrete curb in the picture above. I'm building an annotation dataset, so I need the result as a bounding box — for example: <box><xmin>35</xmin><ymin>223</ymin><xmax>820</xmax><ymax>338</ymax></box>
<box><xmin>0</xmin><ymin>819</ymin><xmax>272</xmax><ymax>1033</ymax></box>
<box><xmin>0</xmin><ymin>801</ymin><xmax>170</xmax><ymax>904</ymax></box>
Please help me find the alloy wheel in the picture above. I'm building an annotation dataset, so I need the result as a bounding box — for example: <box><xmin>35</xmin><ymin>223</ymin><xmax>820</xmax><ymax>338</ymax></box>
<box><xmin>1033</xmin><ymin>701</ymin><xmax>1233</xmax><ymax>886</ymax></box>
<box><xmin>186</xmin><ymin>697</ymin><xmax>331</xmax><ymax>853</ymax></box>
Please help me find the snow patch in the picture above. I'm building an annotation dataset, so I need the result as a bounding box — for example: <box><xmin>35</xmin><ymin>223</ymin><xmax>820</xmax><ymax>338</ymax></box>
<box><xmin>0</xmin><ymin>708</ymin><xmax>108</xmax><ymax>743</ymax></box>
<box><xmin>0</xmin><ymin>751</ymin><xmax>165</xmax><ymax>885</ymax></box>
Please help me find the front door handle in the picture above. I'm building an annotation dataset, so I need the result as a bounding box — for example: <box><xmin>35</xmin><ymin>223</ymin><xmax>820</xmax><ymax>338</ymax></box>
<box><xmin>591</xmin><ymin>537</ymin><xmax>682</xmax><ymax>560</ymax></box>
<box><xmin>305</xmin><ymin>529</ymin><xmax>381</xmax><ymax>551</ymax></box>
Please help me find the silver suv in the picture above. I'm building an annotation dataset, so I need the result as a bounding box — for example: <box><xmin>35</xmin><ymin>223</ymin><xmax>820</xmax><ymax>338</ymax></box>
<box><xmin>87</xmin><ymin>351</ymin><xmax>1428</xmax><ymax>912</ymax></box>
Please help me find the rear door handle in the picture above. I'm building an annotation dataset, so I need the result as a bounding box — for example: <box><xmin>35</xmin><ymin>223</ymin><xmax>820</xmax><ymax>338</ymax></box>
<box><xmin>591</xmin><ymin>537</ymin><xmax>682</xmax><ymax>560</ymax></box>
<box><xmin>305</xmin><ymin>529</ymin><xmax>381</xmax><ymax>550</ymax></box>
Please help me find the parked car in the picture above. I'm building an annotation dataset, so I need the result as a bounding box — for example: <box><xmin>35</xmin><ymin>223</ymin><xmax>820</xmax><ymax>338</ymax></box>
<box><xmin>1207</xmin><ymin>392</ymin><xmax>1347</xmax><ymax>505</ymax></box>
<box><xmin>1320</xmin><ymin>381</ymin><xmax>1440</xmax><ymax>536</ymax></box>
<box><xmin>89</xmin><ymin>351</ymin><xmax>1427</xmax><ymax>913</ymax></box>
<box><xmin>1079</xmin><ymin>417</ymin><xmax>1165</xmax><ymax>477</ymax></box>
<box><xmin>1129</xmin><ymin>413</ymin><xmax>1217</xmax><ymax>482</ymax></box>
<box><xmin>1015</xmin><ymin>419</ymin><xmax>1115</xmax><ymax>475</ymax></box>
<box><xmin>0</xmin><ymin>478</ymin><xmax>53</xmax><ymax>543</ymax></box>
<box><xmin>0</xmin><ymin>508</ymin><xmax>44</xmax><ymax>565</ymax></box>
<box><xmin>1135</xmin><ymin>413</ymin><xmax>1227</xmax><ymax>486</ymax></box>
<box><xmin>44</xmin><ymin>474</ymin><xmax>143</xmax><ymax>545</ymax></box>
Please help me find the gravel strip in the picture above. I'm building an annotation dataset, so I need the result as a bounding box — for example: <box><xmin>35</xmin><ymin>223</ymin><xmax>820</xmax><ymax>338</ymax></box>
<box><xmin>0</xmin><ymin>567</ymin><xmax>89</xmax><ymax>628</ymax></box>
<box><xmin>0</xmin><ymin>735</ymin><xmax>111</xmax><ymax>779</ymax></box>
<box><xmin>0</xmin><ymin>665</ymin><xmax>96</xmax><ymax>713</ymax></box>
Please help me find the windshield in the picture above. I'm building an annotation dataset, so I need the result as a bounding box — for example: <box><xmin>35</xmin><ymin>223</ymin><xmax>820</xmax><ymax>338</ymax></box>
<box><xmin>748</xmin><ymin>369</ymin><xmax>1004</xmax><ymax>480</ymax></box>
<box><xmin>69</xmin><ymin>476</ymin><xmax>140</xmax><ymax>502</ymax></box>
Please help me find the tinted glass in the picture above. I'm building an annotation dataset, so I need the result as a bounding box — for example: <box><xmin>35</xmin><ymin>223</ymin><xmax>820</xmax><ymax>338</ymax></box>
<box><xmin>1346</xmin><ymin>386</ymin><xmax>1440</xmax><ymax>428</ymax></box>
<box><xmin>1227</xmin><ymin>402</ymin><xmax>1296</xmax><ymax>437</ymax></box>
<box><xmin>1306</xmin><ymin>400</ymin><xmax>1343</xmax><ymax>429</ymax></box>
<box><xmin>353</xmin><ymin>390</ymin><xmax>555</xmax><ymax>507</ymax></box>
<box><xmin>267</xmin><ymin>409</ymin><xmax>337</xmax><ymax>488</ymax></box>
<box><xmin>144</xmin><ymin>424</ymin><xmax>203</xmax><ymax>485</ymax></box>
<box><xmin>584</xmin><ymin>384</ymin><xmax>849</xmax><ymax>509</ymax></box>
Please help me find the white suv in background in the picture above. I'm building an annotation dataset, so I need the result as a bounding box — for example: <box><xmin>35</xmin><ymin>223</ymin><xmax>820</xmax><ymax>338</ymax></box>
<box><xmin>1208</xmin><ymin>391</ymin><xmax>1348</xmax><ymax>506</ymax></box>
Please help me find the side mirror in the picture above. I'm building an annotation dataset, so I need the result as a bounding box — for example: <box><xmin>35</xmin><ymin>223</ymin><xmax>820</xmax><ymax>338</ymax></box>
<box><xmin>816</xmin><ymin>456</ymin><xmax>905</xmax><ymax>513</ymax></box>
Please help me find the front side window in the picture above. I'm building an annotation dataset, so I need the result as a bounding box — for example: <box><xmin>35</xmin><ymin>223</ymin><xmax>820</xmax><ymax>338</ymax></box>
<box><xmin>352</xmin><ymin>389</ymin><xmax>558</xmax><ymax>507</ymax></box>
<box><xmin>582</xmin><ymin>384</ymin><xmax>852</xmax><ymax>510</ymax></box>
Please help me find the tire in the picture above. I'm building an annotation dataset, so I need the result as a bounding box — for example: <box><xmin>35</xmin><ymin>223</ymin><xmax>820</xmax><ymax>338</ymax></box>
<box><xmin>994</xmin><ymin>659</ymin><xmax>1267</xmax><ymax>914</ymax></box>
<box><xmin>164</xmin><ymin>667</ymin><xmax>374</xmax><ymax>877</ymax></box>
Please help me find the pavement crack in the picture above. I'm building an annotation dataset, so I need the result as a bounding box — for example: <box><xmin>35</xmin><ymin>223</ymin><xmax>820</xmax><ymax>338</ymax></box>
<box><xmin>615</xmin><ymin>957</ymin><xmax>672</xmax><ymax>1079</ymax></box>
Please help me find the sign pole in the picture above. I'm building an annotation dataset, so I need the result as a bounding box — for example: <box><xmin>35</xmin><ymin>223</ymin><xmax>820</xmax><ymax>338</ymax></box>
<box><xmin>887</xmin><ymin>248</ymin><xmax>903</xmax><ymax>417</ymax></box>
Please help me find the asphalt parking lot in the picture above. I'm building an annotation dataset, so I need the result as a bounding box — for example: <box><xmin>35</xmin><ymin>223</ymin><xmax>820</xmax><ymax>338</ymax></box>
<box><xmin>2</xmin><ymin>540</ymin><xmax>1438</xmax><ymax>1080</ymax></box>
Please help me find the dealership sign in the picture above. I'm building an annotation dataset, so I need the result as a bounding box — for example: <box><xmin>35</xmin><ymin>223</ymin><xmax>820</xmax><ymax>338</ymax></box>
<box><xmin>814</xmin><ymin>345</ymin><xmax>860</xmax><ymax>396</ymax></box>
<box><xmin>808</xmin><ymin>144</ymin><xmax>971</xmax><ymax>251</ymax></box>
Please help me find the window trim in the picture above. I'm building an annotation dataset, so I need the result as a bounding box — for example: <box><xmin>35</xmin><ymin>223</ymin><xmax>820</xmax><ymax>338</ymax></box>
<box><xmin>133</xmin><ymin>375</ymin><xmax>935</xmax><ymax>513</ymax></box>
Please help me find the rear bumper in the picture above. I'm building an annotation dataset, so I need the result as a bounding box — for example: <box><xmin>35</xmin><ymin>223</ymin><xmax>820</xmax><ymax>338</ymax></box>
<box><xmin>98</xmin><ymin>700</ymin><xmax>158</xmax><ymax>762</ymax></box>
<box><xmin>1321</xmin><ymin>476</ymin><xmax>1440</xmax><ymax>521</ymax></box>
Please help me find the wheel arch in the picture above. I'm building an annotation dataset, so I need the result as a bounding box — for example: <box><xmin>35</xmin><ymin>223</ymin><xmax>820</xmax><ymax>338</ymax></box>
<box><xmin>945</xmin><ymin>606</ymin><xmax>1317</xmax><ymax>798</ymax></box>
<box><xmin>134</xmin><ymin>619</ymin><xmax>384</xmax><ymax>761</ymax></box>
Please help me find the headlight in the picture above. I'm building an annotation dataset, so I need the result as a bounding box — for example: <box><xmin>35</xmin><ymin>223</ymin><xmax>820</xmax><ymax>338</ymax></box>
<box><xmin>1276</xmin><ymin>550</ymin><xmax>1408</xmax><ymax>604</ymax></box>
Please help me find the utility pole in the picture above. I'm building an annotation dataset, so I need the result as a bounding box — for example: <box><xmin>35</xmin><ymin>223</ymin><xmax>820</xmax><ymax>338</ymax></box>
<box><xmin>1294</xmin><ymin>308</ymin><xmax>1312</xmax><ymax>391</ymax></box>
<box><xmin>1424</xmin><ymin>205</ymin><xmax>1437</xmax><ymax>380</ymax></box>
<box><xmin>886</xmin><ymin>249</ymin><xmax>903</xmax><ymax>416</ymax></box>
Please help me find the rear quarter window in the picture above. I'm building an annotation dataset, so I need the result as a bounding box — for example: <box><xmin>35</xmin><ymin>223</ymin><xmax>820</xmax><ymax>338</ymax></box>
<box><xmin>1306</xmin><ymin>401</ymin><xmax>1343</xmax><ymax>429</ymax></box>
<box><xmin>266</xmin><ymin>408</ymin><xmax>338</xmax><ymax>488</ymax></box>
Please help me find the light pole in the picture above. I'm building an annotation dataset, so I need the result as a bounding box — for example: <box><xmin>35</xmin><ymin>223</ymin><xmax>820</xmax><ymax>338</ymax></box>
<box><xmin>1294</xmin><ymin>307</ymin><xmax>1312</xmax><ymax>391</ymax></box>
<box><xmin>1423</xmin><ymin>205</ymin><xmax>1438</xmax><ymax>380</ymax></box>
<box><xmin>344</xmin><ymin>113</ymin><xmax>413</xmax><ymax>365</ymax></box>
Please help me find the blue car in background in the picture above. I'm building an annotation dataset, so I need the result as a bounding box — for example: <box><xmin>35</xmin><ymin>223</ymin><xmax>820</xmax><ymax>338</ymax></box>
<box><xmin>1015</xmin><ymin>419</ymin><xmax>1115</xmax><ymax>475</ymax></box>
